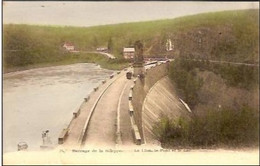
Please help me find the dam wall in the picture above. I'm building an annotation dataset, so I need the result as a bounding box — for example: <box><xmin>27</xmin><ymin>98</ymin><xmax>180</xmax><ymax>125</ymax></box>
<box><xmin>142</xmin><ymin>76</ymin><xmax>191</xmax><ymax>144</ymax></box>
<box><xmin>131</xmin><ymin>62</ymin><xmax>170</xmax><ymax>143</ymax></box>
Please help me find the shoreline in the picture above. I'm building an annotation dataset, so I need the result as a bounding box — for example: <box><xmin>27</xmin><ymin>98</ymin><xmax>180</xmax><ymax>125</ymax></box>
<box><xmin>3</xmin><ymin>55</ymin><xmax>129</xmax><ymax>75</ymax></box>
<box><xmin>3</xmin><ymin>63</ymin><xmax>97</xmax><ymax>76</ymax></box>
<box><xmin>3</xmin><ymin>59</ymin><xmax>125</xmax><ymax>76</ymax></box>
<box><xmin>3</xmin><ymin>61</ymin><xmax>101</xmax><ymax>75</ymax></box>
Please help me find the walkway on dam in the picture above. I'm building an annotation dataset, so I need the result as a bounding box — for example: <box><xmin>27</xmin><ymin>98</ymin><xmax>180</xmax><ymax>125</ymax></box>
<box><xmin>62</xmin><ymin>68</ymin><xmax>135</xmax><ymax>149</ymax></box>
<box><xmin>82</xmin><ymin>70</ymin><xmax>134</xmax><ymax>148</ymax></box>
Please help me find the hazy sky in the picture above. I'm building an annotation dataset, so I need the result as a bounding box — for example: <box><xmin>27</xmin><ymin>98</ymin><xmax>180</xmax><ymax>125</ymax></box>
<box><xmin>3</xmin><ymin>1</ymin><xmax>259</xmax><ymax>27</ymax></box>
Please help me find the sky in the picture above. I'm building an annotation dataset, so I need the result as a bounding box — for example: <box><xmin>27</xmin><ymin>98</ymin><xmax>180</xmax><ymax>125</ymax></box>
<box><xmin>3</xmin><ymin>1</ymin><xmax>259</xmax><ymax>27</ymax></box>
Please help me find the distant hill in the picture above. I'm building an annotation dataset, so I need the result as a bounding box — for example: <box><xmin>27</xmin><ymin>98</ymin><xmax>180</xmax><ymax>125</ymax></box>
<box><xmin>3</xmin><ymin>9</ymin><xmax>259</xmax><ymax>70</ymax></box>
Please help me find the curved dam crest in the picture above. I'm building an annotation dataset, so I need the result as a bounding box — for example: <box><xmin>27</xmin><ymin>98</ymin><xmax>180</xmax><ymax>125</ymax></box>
<box><xmin>131</xmin><ymin>61</ymin><xmax>190</xmax><ymax>144</ymax></box>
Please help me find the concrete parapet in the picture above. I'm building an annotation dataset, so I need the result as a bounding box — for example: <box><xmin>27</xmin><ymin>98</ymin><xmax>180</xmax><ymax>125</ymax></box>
<box><xmin>58</xmin><ymin>128</ymin><xmax>69</xmax><ymax>144</ymax></box>
<box><xmin>132</xmin><ymin>125</ymin><xmax>141</xmax><ymax>145</ymax></box>
<box><xmin>129</xmin><ymin>90</ymin><xmax>133</xmax><ymax>100</ymax></box>
<box><xmin>128</xmin><ymin>82</ymin><xmax>142</xmax><ymax>145</ymax></box>
<box><xmin>94</xmin><ymin>87</ymin><xmax>99</xmax><ymax>91</ymax></box>
<box><xmin>73</xmin><ymin>108</ymin><xmax>81</xmax><ymax>118</ymax></box>
<box><xmin>84</xmin><ymin>96</ymin><xmax>90</xmax><ymax>102</ymax></box>
<box><xmin>129</xmin><ymin>115</ymin><xmax>135</xmax><ymax>126</ymax></box>
<box><xmin>110</xmin><ymin>74</ymin><xmax>114</xmax><ymax>79</ymax></box>
<box><xmin>129</xmin><ymin>101</ymin><xmax>134</xmax><ymax>116</ymax></box>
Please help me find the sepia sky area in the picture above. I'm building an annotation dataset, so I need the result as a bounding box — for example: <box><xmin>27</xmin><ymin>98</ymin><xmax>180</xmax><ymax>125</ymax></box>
<box><xmin>3</xmin><ymin>1</ymin><xmax>260</xmax><ymax>27</ymax></box>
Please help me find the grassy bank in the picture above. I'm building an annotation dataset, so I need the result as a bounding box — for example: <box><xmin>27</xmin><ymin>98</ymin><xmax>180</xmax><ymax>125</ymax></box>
<box><xmin>3</xmin><ymin>9</ymin><xmax>259</xmax><ymax>72</ymax></box>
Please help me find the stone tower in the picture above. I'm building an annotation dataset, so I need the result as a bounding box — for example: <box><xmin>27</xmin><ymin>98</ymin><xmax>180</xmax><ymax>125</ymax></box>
<box><xmin>133</xmin><ymin>40</ymin><xmax>144</xmax><ymax>77</ymax></box>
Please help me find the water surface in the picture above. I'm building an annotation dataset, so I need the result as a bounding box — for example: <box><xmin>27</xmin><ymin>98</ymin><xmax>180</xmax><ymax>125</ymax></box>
<box><xmin>3</xmin><ymin>63</ymin><xmax>113</xmax><ymax>153</ymax></box>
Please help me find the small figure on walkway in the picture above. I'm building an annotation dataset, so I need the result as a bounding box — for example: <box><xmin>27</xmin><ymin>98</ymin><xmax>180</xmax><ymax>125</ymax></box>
<box><xmin>42</xmin><ymin>130</ymin><xmax>52</xmax><ymax>145</ymax></box>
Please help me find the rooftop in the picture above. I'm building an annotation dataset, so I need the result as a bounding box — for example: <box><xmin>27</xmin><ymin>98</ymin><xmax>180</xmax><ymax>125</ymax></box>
<box><xmin>63</xmin><ymin>42</ymin><xmax>74</xmax><ymax>46</ymax></box>
<box><xmin>123</xmin><ymin>48</ymin><xmax>135</xmax><ymax>52</ymax></box>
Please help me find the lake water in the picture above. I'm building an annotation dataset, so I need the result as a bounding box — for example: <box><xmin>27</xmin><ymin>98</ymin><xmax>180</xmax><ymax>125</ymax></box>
<box><xmin>3</xmin><ymin>63</ymin><xmax>113</xmax><ymax>153</ymax></box>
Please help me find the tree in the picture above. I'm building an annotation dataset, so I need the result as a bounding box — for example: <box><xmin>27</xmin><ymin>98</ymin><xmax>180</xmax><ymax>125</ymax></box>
<box><xmin>160</xmin><ymin>33</ymin><xmax>167</xmax><ymax>53</ymax></box>
<box><xmin>107</xmin><ymin>37</ymin><xmax>113</xmax><ymax>53</ymax></box>
<box><xmin>92</xmin><ymin>36</ymin><xmax>98</xmax><ymax>48</ymax></box>
<box><xmin>128</xmin><ymin>39</ymin><xmax>133</xmax><ymax>47</ymax></box>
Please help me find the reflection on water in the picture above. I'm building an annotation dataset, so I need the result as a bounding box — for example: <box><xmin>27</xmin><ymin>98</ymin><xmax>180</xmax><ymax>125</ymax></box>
<box><xmin>3</xmin><ymin>63</ymin><xmax>113</xmax><ymax>153</ymax></box>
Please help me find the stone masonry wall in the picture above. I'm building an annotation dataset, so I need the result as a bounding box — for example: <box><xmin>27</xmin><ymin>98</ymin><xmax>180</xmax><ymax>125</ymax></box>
<box><xmin>131</xmin><ymin>62</ymin><xmax>169</xmax><ymax>142</ymax></box>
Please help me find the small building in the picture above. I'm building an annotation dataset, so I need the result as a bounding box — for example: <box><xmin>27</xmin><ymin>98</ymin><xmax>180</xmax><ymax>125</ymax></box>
<box><xmin>123</xmin><ymin>47</ymin><xmax>135</xmax><ymax>59</ymax></box>
<box><xmin>96</xmin><ymin>47</ymin><xmax>108</xmax><ymax>52</ymax></box>
<box><xmin>63</xmin><ymin>42</ymin><xmax>75</xmax><ymax>51</ymax></box>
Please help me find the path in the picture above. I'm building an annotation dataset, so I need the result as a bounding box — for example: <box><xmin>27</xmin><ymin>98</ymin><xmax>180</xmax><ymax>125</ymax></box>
<box><xmin>61</xmin><ymin>68</ymin><xmax>135</xmax><ymax>149</ymax></box>
<box><xmin>81</xmin><ymin>51</ymin><xmax>116</xmax><ymax>59</ymax></box>
<box><xmin>187</xmin><ymin>58</ymin><xmax>259</xmax><ymax>67</ymax></box>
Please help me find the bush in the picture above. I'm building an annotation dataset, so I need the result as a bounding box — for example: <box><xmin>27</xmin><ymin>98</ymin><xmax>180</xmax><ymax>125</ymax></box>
<box><xmin>169</xmin><ymin>58</ymin><xmax>203</xmax><ymax>109</ymax></box>
<box><xmin>191</xmin><ymin>60</ymin><xmax>259</xmax><ymax>90</ymax></box>
<box><xmin>153</xmin><ymin>106</ymin><xmax>259</xmax><ymax>148</ymax></box>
